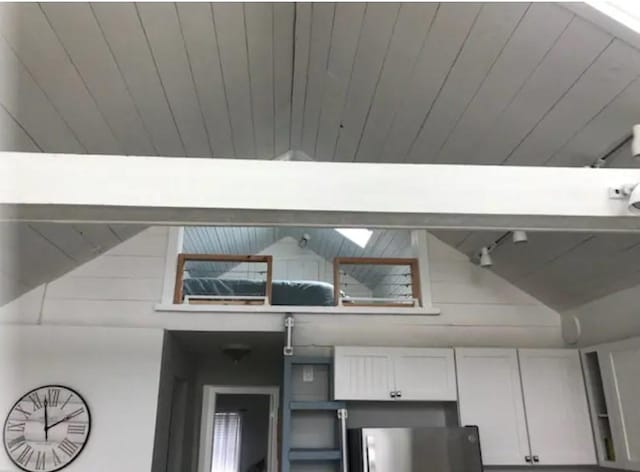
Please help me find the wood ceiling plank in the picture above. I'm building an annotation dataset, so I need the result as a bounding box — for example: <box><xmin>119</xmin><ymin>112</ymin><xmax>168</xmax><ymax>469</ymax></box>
<box><xmin>29</xmin><ymin>223</ymin><xmax>97</xmax><ymax>262</ymax></box>
<box><xmin>354</xmin><ymin>3</ymin><xmax>438</xmax><ymax>163</ymax></box>
<box><xmin>465</xmin><ymin>17</ymin><xmax>612</xmax><ymax>166</ymax></box>
<box><xmin>40</xmin><ymin>3</ymin><xmax>156</xmax><ymax>156</ymax></box>
<box><xmin>176</xmin><ymin>3</ymin><xmax>235</xmax><ymax>158</ymax></box>
<box><xmin>108</xmin><ymin>225</ymin><xmax>147</xmax><ymax>241</ymax></box>
<box><xmin>379</xmin><ymin>3</ymin><xmax>481</xmax><ymax>163</ymax></box>
<box><xmin>91</xmin><ymin>2</ymin><xmax>184</xmax><ymax>157</ymax></box>
<box><xmin>507</xmin><ymin>40</ymin><xmax>640</xmax><ymax>166</ymax></box>
<box><xmin>332</xmin><ymin>3</ymin><xmax>401</xmax><ymax>162</ymax></box>
<box><xmin>428</xmin><ymin>230</ymin><xmax>473</xmax><ymax>249</ymax></box>
<box><xmin>548</xmin><ymin>77</ymin><xmax>640</xmax><ymax>167</ymax></box>
<box><xmin>313</xmin><ymin>2</ymin><xmax>366</xmax><ymax>161</ymax></box>
<box><xmin>300</xmin><ymin>3</ymin><xmax>336</xmax><ymax>157</ymax></box>
<box><xmin>607</xmin><ymin>140</ymin><xmax>637</xmax><ymax>168</ymax></box>
<box><xmin>0</xmin><ymin>3</ymin><xmax>120</xmax><ymax>154</ymax></box>
<box><xmin>137</xmin><ymin>3</ymin><xmax>212</xmax><ymax>157</ymax></box>
<box><xmin>0</xmin><ymin>36</ymin><xmax>84</xmax><ymax>153</ymax></box>
<box><xmin>211</xmin><ymin>3</ymin><xmax>256</xmax><ymax>158</ymax></box>
<box><xmin>290</xmin><ymin>3</ymin><xmax>312</xmax><ymax>151</ymax></box>
<box><xmin>273</xmin><ymin>3</ymin><xmax>294</xmax><ymax>157</ymax></box>
<box><xmin>435</xmin><ymin>3</ymin><xmax>573</xmax><ymax>164</ymax></box>
<box><xmin>407</xmin><ymin>3</ymin><xmax>530</xmax><ymax>164</ymax></box>
<box><xmin>71</xmin><ymin>224</ymin><xmax>121</xmax><ymax>253</ymax></box>
<box><xmin>245</xmin><ymin>3</ymin><xmax>276</xmax><ymax>158</ymax></box>
<box><xmin>0</xmin><ymin>105</ymin><xmax>40</xmax><ymax>152</ymax></box>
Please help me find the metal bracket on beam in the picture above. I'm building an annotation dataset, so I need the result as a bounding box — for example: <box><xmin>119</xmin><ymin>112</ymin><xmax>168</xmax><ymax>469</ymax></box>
<box><xmin>284</xmin><ymin>314</ymin><xmax>294</xmax><ymax>356</ymax></box>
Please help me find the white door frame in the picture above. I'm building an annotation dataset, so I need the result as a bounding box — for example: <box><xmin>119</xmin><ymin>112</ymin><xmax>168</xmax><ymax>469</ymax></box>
<box><xmin>197</xmin><ymin>385</ymin><xmax>279</xmax><ymax>472</ymax></box>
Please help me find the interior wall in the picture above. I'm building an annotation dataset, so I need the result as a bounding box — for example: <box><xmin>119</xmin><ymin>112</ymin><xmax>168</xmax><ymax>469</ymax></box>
<box><xmin>215</xmin><ymin>394</ymin><xmax>270</xmax><ymax>472</ymax></box>
<box><xmin>0</xmin><ymin>325</ymin><xmax>164</xmax><ymax>472</ymax></box>
<box><xmin>562</xmin><ymin>282</ymin><xmax>640</xmax><ymax>347</ymax></box>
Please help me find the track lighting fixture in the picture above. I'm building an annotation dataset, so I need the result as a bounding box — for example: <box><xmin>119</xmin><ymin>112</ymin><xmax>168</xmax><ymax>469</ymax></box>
<box><xmin>479</xmin><ymin>247</ymin><xmax>493</xmax><ymax>268</ymax></box>
<box><xmin>609</xmin><ymin>183</ymin><xmax>640</xmax><ymax>213</ymax></box>
<box><xmin>512</xmin><ymin>230</ymin><xmax>528</xmax><ymax>244</ymax></box>
<box><xmin>298</xmin><ymin>233</ymin><xmax>311</xmax><ymax>248</ymax></box>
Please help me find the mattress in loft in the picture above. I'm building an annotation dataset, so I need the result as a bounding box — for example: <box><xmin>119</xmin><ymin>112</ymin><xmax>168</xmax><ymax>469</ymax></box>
<box><xmin>182</xmin><ymin>278</ymin><xmax>335</xmax><ymax>306</ymax></box>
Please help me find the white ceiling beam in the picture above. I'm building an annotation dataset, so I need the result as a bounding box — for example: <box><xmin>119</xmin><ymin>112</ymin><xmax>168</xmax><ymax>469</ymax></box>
<box><xmin>1</xmin><ymin>152</ymin><xmax>640</xmax><ymax>232</ymax></box>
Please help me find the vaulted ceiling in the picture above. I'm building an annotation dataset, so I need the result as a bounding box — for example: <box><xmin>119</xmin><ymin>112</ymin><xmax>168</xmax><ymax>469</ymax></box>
<box><xmin>1</xmin><ymin>2</ymin><xmax>640</xmax><ymax>310</ymax></box>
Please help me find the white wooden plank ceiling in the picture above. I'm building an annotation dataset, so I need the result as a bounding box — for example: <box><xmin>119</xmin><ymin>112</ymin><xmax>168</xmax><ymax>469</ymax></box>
<box><xmin>1</xmin><ymin>2</ymin><xmax>640</xmax><ymax>310</ymax></box>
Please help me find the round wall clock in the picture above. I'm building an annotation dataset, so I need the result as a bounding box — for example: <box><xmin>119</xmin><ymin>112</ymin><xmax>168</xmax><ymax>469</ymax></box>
<box><xmin>3</xmin><ymin>386</ymin><xmax>91</xmax><ymax>471</ymax></box>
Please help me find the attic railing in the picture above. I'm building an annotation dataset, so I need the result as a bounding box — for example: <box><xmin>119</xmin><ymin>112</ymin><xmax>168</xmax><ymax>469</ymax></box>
<box><xmin>333</xmin><ymin>257</ymin><xmax>422</xmax><ymax>307</ymax></box>
<box><xmin>173</xmin><ymin>253</ymin><xmax>273</xmax><ymax>305</ymax></box>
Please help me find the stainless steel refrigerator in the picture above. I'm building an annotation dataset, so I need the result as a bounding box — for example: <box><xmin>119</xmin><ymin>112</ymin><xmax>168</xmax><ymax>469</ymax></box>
<box><xmin>347</xmin><ymin>426</ymin><xmax>483</xmax><ymax>472</ymax></box>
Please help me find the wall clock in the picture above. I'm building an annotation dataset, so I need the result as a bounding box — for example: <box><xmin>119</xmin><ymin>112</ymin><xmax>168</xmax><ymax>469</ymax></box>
<box><xmin>3</xmin><ymin>386</ymin><xmax>91</xmax><ymax>471</ymax></box>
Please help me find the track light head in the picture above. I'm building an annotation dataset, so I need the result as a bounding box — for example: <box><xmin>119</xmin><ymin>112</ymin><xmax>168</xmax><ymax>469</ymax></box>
<box><xmin>298</xmin><ymin>233</ymin><xmax>311</xmax><ymax>248</ymax></box>
<box><xmin>609</xmin><ymin>183</ymin><xmax>640</xmax><ymax>213</ymax></box>
<box><xmin>479</xmin><ymin>246</ymin><xmax>493</xmax><ymax>268</ymax></box>
<box><xmin>512</xmin><ymin>230</ymin><xmax>528</xmax><ymax>244</ymax></box>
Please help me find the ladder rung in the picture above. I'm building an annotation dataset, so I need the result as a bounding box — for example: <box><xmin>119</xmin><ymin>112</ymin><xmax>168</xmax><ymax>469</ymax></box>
<box><xmin>290</xmin><ymin>401</ymin><xmax>346</xmax><ymax>411</ymax></box>
<box><xmin>289</xmin><ymin>448</ymin><xmax>342</xmax><ymax>461</ymax></box>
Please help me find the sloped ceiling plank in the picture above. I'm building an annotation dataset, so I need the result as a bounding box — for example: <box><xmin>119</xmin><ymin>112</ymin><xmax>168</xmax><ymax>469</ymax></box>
<box><xmin>506</xmin><ymin>40</ymin><xmax>640</xmax><ymax>166</ymax></box>
<box><xmin>137</xmin><ymin>3</ymin><xmax>213</xmax><ymax>157</ymax></box>
<box><xmin>245</xmin><ymin>3</ymin><xmax>276</xmax><ymax>158</ymax></box>
<box><xmin>299</xmin><ymin>3</ymin><xmax>335</xmax><ymax>158</ymax></box>
<box><xmin>379</xmin><ymin>3</ymin><xmax>481</xmax><ymax>163</ymax></box>
<box><xmin>608</xmin><ymin>140</ymin><xmax>636</xmax><ymax>168</ymax></box>
<box><xmin>212</xmin><ymin>3</ymin><xmax>256</xmax><ymax>158</ymax></box>
<box><xmin>0</xmin><ymin>3</ymin><xmax>121</xmax><ymax>154</ymax></box>
<box><xmin>0</xmin><ymin>105</ymin><xmax>40</xmax><ymax>152</ymax></box>
<box><xmin>462</xmin><ymin>17</ymin><xmax>612</xmax><ymax>165</ymax></box>
<box><xmin>354</xmin><ymin>3</ymin><xmax>438</xmax><ymax>163</ymax></box>
<box><xmin>40</xmin><ymin>3</ymin><xmax>156</xmax><ymax>156</ymax></box>
<box><xmin>176</xmin><ymin>3</ymin><xmax>235</xmax><ymax>158</ymax></box>
<box><xmin>332</xmin><ymin>2</ymin><xmax>401</xmax><ymax>162</ymax></box>
<box><xmin>313</xmin><ymin>2</ymin><xmax>366</xmax><ymax>161</ymax></box>
<box><xmin>546</xmin><ymin>77</ymin><xmax>640</xmax><ymax>167</ymax></box>
<box><xmin>289</xmin><ymin>2</ymin><xmax>311</xmax><ymax>151</ymax></box>
<box><xmin>29</xmin><ymin>223</ymin><xmax>100</xmax><ymax>262</ymax></box>
<box><xmin>92</xmin><ymin>2</ymin><xmax>185</xmax><ymax>157</ymax></box>
<box><xmin>407</xmin><ymin>3</ymin><xmax>530</xmax><ymax>164</ymax></box>
<box><xmin>435</xmin><ymin>3</ymin><xmax>573</xmax><ymax>164</ymax></box>
<box><xmin>273</xmin><ymin>3</ymin><xmax>294</xmax><ymax>157</ymax></box>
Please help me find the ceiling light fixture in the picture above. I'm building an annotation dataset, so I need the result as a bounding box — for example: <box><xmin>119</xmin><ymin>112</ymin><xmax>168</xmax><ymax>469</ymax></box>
<box><xmin>479</xmin><ymin>247</ymin><xmax>493</xmax><ymax>268</ymax></box>
<box><xmin>609</xmin><ymin>183</ymin><xmax>640</xmax><ymax>212</ymax></box>
<box><xmin>512</xmin><ymin>230</ymin><xmax>528</xmax><ymax>244</ymax></box>
<box><xmin>298</xmin><ymin>233</ymin><xmax>311</xmax><ymax>248</ymax></box>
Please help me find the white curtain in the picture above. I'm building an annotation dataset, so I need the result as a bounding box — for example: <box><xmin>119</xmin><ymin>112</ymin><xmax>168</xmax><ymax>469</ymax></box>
<box><xmin>211</xmin><ymin>412</ymin><xmax>242</xmax><ymax>472</ymax></box>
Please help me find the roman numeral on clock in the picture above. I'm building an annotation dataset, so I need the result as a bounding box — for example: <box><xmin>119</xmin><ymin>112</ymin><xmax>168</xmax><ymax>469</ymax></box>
<box><xmin>14</xmin><ymin>404</ymin><xmax>31</xmax><ymax>419</ymax></box>
<box><xmin>68</xmin><ymin>423</ymin><xmax>87</xmax><ymax>435</ymax></box>
<box><xmin>52</xmin><ymin>448</ymin><xmax>62</xmax><ymax>466</ymax></box>
<box><xmin>7</xmin><ymin>435</ymin><xmax>25</xmax><ymax>452</ymax></box>
<box><xmin>6</xmin><ymin>421</ymin><xmax>25</xmax><ymax>433</ymax></box>
<box><xmin>48</xmin><ymin>388</ymin><xmax>60</xmax><ymax>407</ymax></box>
<box><xmin>35</xmin><ymin>451</ymin><xmax>46</xmax><ymax>470</ymax></box>
<box><xmin>28</xmin><ymin>392</ymin><xmax>43</xmax><ymax>410</ymax></box>
<box><xmin>58</xmin><ymin>438</ymin><xmax>79</xmax><ymax>457</ymax></box>
<box><xmin>16</xmin><ymin>444</ymin><xmax>34</xmax><ymax>467</ymax></box>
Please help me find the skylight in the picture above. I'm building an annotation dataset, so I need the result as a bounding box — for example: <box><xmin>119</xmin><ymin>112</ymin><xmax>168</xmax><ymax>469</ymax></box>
<box><xmin>587</xmin><ymin>1</ymin><xmax>640</xmax><ymax>33</ymax></box>
<box><xmin>335</xmin><ymin>228</ymin><xmax>373</xmax><ymax>248</ymax></box>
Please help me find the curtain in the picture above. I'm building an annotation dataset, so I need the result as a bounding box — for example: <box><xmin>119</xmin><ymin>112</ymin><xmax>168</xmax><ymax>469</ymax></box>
<box><xmin>211</xmin><ymin>412</ymin><xmax>242</xmax><ymax>472</ymax></box>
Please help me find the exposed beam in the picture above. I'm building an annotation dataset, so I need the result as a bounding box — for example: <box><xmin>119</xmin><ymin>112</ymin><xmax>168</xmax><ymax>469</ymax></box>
<box><xmin>2</xmin><ymin>152</ymin><xmax>640</xmax><ymax>232</ymax></box>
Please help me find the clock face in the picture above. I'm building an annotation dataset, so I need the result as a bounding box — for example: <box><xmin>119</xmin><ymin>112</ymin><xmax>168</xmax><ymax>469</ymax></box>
<box><xmin>3</xmin><ymin>386</ymin><xmax>90</xmax><ymax>472</ymax></box>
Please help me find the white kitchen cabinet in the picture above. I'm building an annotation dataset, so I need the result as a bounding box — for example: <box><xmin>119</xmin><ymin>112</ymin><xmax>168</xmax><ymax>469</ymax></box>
<box><xmin>455</xmin><ymin>348</ymin><xmax>530</xmax><ymax>465</ymax></box>
<box><xmin>583</xmin><ymin>337</ymin><xmax>640</xmax><ymax>471</ymax></box>
<box><xmin>519</xmin><ymin>349</ymin><xmax>596</xmax><ymax>465</ymax></box>
<box><xmin>334</xmin><ymin>346</ymin><xmax>456</xmax><ymax>401</ymax></box>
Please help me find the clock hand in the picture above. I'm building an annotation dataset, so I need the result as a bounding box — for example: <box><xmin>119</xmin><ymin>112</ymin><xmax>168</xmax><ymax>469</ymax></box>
<box><xmin>45</xmin><ymin>414</ymin><xmax>71</xmax><ymax>431</ymax></box>
<box><xmin>44</xmin><ymin>398</ymin><xmax>48</xmax><ymax>441</ymax></box>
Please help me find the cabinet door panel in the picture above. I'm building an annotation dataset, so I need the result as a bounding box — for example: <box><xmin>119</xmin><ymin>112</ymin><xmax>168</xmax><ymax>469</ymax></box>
<box><xmin>394</xmin><ymin>348</ymin><xmax>456</xmax><ymax>400</ymax></box>
<box><xmin>334</xmin><ymin>347</ymin><xmax>394</xmax><ymax>400</ymax></box>
<box><xmin>456</xmin><ymin>348</ymin><xmax>530</xmax><ymax>465</ymax></box>
<box><xmin>519</xmin><ymin>349</ymin><xmax>596</xmax><ymax>465</ymax></box>
<box><xmin>605</xmin><ymin>342</ymin><xmax>640</xmax><ymax>470</ymax></box>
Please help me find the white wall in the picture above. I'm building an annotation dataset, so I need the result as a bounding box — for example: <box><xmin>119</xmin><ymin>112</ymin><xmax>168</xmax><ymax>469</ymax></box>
<box><xmin>563</xmin><ymin>282</ymin><xmax>640</xmax><ymax>346</ymax></box>
<box><xmin>0</xmin><ymin>325</ymin><xmax>164</xmax><ymax>472</ymax></box>
<box><xmin>222</xmin><ymin>236</ymin><xmax>372</xmax><ymax>298</ymax></box>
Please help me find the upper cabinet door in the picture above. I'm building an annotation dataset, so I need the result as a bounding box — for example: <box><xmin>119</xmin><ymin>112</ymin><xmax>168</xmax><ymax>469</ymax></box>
<box><xmin>519</xmin><ymin>349</ymin><xmax>596</xmax><ymax>465</ymax></box>
<box><xmin>600</xmin><ymin>338</ymin><xmax>640</xmax><ymax>471</ymax></box>
<box><xmin>334</xmin><ymin>346</ymin><xmax>395</xmax><ymax>400</ymax></box>
<box><xmin>456</xmin><ymin>348</ymin><xmax>530</xmax><ymax>465</ymax></box>
<box><xmin>393</xmin><ymin>348</ymin><xmax>456</xmax><ymax>401</ymax></box>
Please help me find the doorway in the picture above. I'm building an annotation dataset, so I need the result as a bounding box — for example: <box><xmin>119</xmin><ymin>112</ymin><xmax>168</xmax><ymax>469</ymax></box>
<box><xmin>198</xmin><ymin>386</ymin><xmax>279</xmax><ymax>472</ymax></box>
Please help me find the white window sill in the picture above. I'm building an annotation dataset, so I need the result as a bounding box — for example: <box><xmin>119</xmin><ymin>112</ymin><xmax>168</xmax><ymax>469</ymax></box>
<box><xmin>154</xmin><ymin>303</ymin><xmax>441</xmax><ymax>316</ymax></box>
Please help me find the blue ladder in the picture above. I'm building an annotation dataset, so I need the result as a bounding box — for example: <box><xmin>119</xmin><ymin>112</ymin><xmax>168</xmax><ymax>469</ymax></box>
<box><xmin>281</xmin><ymin>356</ymin><xmax>348</xmax><ymax>472</ymax></box>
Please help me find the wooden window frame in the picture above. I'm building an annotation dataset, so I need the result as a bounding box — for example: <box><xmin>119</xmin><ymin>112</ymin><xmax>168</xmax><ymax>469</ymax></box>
<box><xmin>333</xmin><ymin>257</ymin><xmax>422</xmax><ymax>307</ymax></box>
<box><xmin>173</xmin><ymin>253</ymin><xmax>273</xmax><ymax>305</ymax></box>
